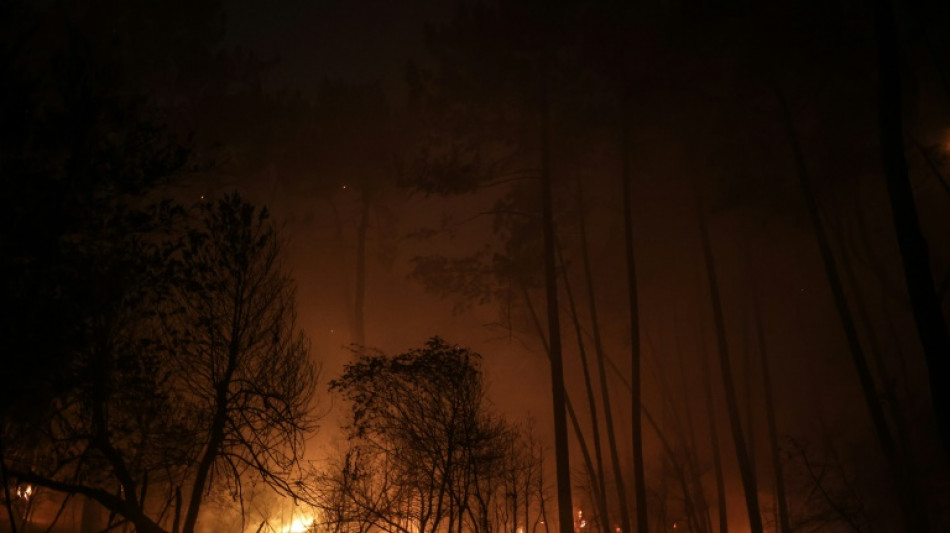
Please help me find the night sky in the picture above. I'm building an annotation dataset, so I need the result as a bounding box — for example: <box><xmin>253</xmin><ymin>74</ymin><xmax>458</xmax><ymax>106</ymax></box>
<box><xmin>2</xmin><ymin>1</ymin><xmax>950</xmax><ymax>533</ymax></box>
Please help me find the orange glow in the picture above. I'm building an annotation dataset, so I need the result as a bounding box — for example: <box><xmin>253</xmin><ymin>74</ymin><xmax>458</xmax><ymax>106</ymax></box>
<box><xmin>16</xmin><ymin>484</ymin><xmax>33</xmax><ymax>501</ymax></box>
<box><xmin>280</xmin><ymin>514</ymin><xmax>315</xmax><ymax>533</ymax></box>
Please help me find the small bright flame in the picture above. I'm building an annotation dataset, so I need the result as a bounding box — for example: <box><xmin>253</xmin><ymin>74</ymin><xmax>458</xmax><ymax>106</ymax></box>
<box><xmin>280</xmin><ymin>514</ymin><xmax>315</xmax><ymax>533</ymax></box>
<box><xmin>16</xmin><ymin>484</ymin><xmax>33</xmax><ymax>501</ymax></box>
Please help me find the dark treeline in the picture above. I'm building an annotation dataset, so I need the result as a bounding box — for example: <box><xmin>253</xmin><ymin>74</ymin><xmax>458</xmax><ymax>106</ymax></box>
<box><xmin>3</xmin><ymin>1</ymin><xmax>950</xmax><ymax>533</ymax></box>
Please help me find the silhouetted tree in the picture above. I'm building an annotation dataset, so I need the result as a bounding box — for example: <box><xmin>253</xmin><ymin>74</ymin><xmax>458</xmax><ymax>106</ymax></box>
<box><xmin>3</xmin><ymin>195</ymin><xmax>318</xmax><ymax>533</ymax></box>
<box><xmin>1</xmin><ymin>4</ymin><xmax>192</xmax><ymax>529</ymax></box>
<box><xmin>326</xmin><ymin>338</ymin><xmax>529</xmax><ymax>533</ymax></box>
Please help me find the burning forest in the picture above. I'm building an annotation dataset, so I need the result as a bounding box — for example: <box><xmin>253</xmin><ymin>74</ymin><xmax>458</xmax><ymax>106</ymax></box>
<box><xmin>2</xmin><ymin>1</ymin><xmax>950</xmax><ymax>532</ymax></box>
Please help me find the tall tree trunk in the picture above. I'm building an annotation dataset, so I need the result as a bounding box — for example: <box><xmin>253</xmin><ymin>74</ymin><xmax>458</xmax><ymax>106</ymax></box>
<box><xmin>525</xmin><ymin>471</ymin><xmax>531</xmax><ymax>533</ymax></box>
<box><xmin>753</xmin><ymin>301</ymin><xmax>791</xmax><ymax>533</ymax></box>
<box><xmin>513</xmin><ymin>477</ymin><xmax>519</xmax><ymax>533</ymax></box>
<box><xmin>775</xmin><ymin>83</ymin><xmax>930</xmax><ymax>532</ymax></box>
<box><xmin>539</xmin><ymin>65</ymin><xmax>574</xmax><ymax>531</ymax></box>
<box><xmin>597</xmin><ymin>323</ymin><xmax>700</xmax><ymax>533</ymax></box>
<box><xmin>701</xmin><ymin>339</ymin><xmax>728</xmax><ymax>533</ymax></box>
<box><xmin>694</xmin><ymin>192</ymin><xmax>763</xmax><ymax>533</ymax></box>
<box><xmin>620</xmin><ymin>100</ymin><xmax>648</xmax><ymax>533</ymax></box>
<box><xmin>874</xmin><ymin>0</ymin><xmax>950</xmax><ymax>459</ymax></box>
<box><xmin>558</xmin><ymin>241</ymin><xmax>611</xmax><ymax>533</ymax></box>
<box><xmin>522</xmin><ymin>284</ymin><xmax>600</xmax><ymax>533</ymax></box>
<box><xmin>172</xmin><ymin>488</ymin><xmax>182</xmax><ymax>533</ymax></box>
<box><xmin>577</xmin><ymin>182</ymin><xmax>632</xmax><ymax>533</ymax></box>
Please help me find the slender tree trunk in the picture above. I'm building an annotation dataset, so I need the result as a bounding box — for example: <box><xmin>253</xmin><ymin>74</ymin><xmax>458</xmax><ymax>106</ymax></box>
<box><xmin>513</xmin><ymin>481</ymin><xmax>519</xmax><ymax>533</ymax></box>
<box><xmin>700</xmin><ymin>341</ymin><xmax>728</xmax><ymax>533</ymax></box>
<box><xmin>754</xmin><ymin>302</ymin><xmax>791</xmax><ymax>533</ymax></box>
<box><xmin>694</xmin><ymin>193</ymin><xmax>763</xmax><ymax>533</ymax></box>
<box><xmin>538</xmin><ymin>56</ymin><xmax>574</xmax><ymax>533</ymax></box>
<box><xmin>776</xmin><ymin>83</ymin><xmax>930</xmax><ymax>532</ymax></box>
<box><xmin>565</xmin><ymin>393</ymin><xmax>603</xmax><ymax>532</ymax></box>
<box><xmin>595</xmin><ymin>326</ymin><xmax>703</xmax><ymax>533</ymax></box>
<box><xmin>525</xmin><ymin>472</ymin><xmax>531</xmax><ymax>533</ymax></box>
<box><xmin>181</xmin><ymin>337</ymin><xmax>240</xmax><ymax>533</ymax></box>
<box><xmin>620</xmin><ymin>100</ymin><xmax>648</xmax><ymax>533</ymax></box>
<box><xmin>172</xmin><ymin>488</ymin><xmax>182</xmax><ymax>533</ymax></box>
<box><xmin>522</xmin><ymin>284</ymin><xmax>601</xmax><ymax>533</ymax></box>
<box><xmin>874</xmin><ymin>0</ymin><xmax>950</xmax><ymax>459</ymax></box>
<box><xmin>577</xmin><ymin>182</ymin><xmax>632</xmax><ymax>533</ymax></box>
<box><xmin>557</xmin><ymin>240</ymin><xmax>611</xmax><ymax>533</ymax></box>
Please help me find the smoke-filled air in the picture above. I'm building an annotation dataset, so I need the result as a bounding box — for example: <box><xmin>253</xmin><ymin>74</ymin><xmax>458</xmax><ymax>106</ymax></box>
<box><xmin>2</xmin><ymin>1</ymin><xmax>950</xmax><ymax>533</ymax></box>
